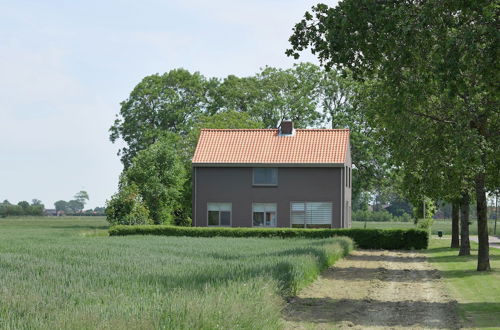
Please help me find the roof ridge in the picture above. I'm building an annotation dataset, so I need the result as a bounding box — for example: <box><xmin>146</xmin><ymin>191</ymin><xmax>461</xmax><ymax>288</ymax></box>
<box><xmin>200</xmin><ymin>128</ymin><xmax>277</xmax><ymax>131</ymax></box>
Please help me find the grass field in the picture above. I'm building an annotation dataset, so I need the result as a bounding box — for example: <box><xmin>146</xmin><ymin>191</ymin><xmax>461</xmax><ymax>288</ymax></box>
<box><xmin>0</xmin><ymin>217</ymin><xmax>352</xmax><ymax>329</ymax></box>
<box><xmin>426</xmin><ymin>239</ymin><xmax>500</xmax><ymax>329</ymax></box>
<box><xmin>353</xmin><ymin>219</ymin><xmax>498</xmax><ymax>236</ymax></box>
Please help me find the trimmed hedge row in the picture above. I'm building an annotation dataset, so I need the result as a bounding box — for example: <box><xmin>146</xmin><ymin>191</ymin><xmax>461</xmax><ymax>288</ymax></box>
<box><xmin>108</xmin><ymin>225</ymin><xmax>429</xmax><ymax>250</ymax></box>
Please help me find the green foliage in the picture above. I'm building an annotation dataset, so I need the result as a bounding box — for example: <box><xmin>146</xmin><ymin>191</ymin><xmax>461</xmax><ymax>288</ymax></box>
<box><xmin>174</xmin><ymin>216</ymin><xmax>192</xmax><ymax>227</ymax></box>
<box><xmin>109</xmin><ymin>69</ymin><xmax>211</xmax><ymax>167</ymax></box>
<box><xmin>54</xmin><ymin>200</ymin><xmax>68</xmax><ymax>213</ymax></box>
<box><xmin>17</xmin><ymin>201</ymin><xmax>29</xmax><ymax>211</ymax></box>
<box><xmin>252</xmin><ymin>63</ymin><xmax>323</xmax><ymax>128</ymax></box>
<box><xmin>412</xmin><ymin>197</ymin><xmax>437</xmax><ymax>220</ymax></box>
<box><xmin>67</xmin><ymin>200</ymin><xmax>84</xmax><ymax>213</ymax></box>
<box><xmin>109</xmin><ymin>226</ymin><xmax>428</xmax><ymax>250</ymax></box>
<box><xmin>121</xmin><ymin>134</ymin><xmax>187</xmax><ymax>225</ymax></box>
<box><xmin>0</xmin><ymin>199</ymin><xmax>44</xmax><ymax>217</ymax></box>
<box><xmin>74</xmin><ymin>191</ymin><xmax>89</xmax><ymax>210</ymax></box>
<box><xmin>385</xmin><ymin>197</ymin><xmax>413</xmax><ymax>217</ymax></box>
<box><xmin>0</xmin><ymin>217</ymin><xmax>352</xmax><ymax>329</ymax></box>
<box><xmin>288</xmin><ymin>0</ymin><xmax>498</xmax><ymax>269</ymax></box>
<box><xmin>352</xmin><ymin>210</ymin><xmax>412</xmax><ymax>223</ymax></box>
<box><xmin>416</xmin><ymin>218</ymin><xmax>435</xmax><ymax>232</ymax></box>
<box><xmin>105</xmin><ymin>184</ymin><xmax>152</xmax><ymax>225</ymax></box>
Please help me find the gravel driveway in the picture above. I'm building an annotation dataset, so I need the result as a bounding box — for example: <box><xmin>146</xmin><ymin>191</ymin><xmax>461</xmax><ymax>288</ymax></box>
<box><xmin>284</xmin><ymin>250</ymin><xmax>460</xmax><ymax>329</ymax></box>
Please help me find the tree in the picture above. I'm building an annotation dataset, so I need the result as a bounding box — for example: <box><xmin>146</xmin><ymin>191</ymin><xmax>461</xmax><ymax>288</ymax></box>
<box><xmin>212</xmin><ymin>63</ymin><xmax>324</xmax><ymax>128</ymax></box>
<box><xmin>74</xmin><ymin>191</ymin><xmax>89</xmax><ymax>210</ymax></box>
<box><xmin>68</xmin><ymin>200</ymin><xmax>84</xmax><ymax>214</ymax></box>
<box><xmin>121</xmin><ymin>134</ymin><xmax>188</xmax><ymax>224</ymax></box>
<box><xmin>458</xmin><ymin>192</ymin><xmax>471</xmax><ymax>256</ymax></box>
<box><xmin>105</xmin><ymin>184</ymin><xmax>151</xmax><ymax>225</ymax></box>
<box><xmin>29</xmin><ymin>199</ymin><xmax>44</xmax><ymax>216</ymax></box>
<box><xmin>321</xmin><ymin>74</ymin><xmax>392</xmax><ymax>208</ymax></box>
<box><xmin>54</xmin><ymin>200</ymin><xmax>69</xmax><ymax>213</ymax></box>
<box><xmin>288</xmin><ymin>0</ymin><xmax>498</xmax><ymax>271</ymax></box>
<box><xmin>110</xmin><ymin>69</ymin><xmax>212</xmax><ymax>168</ymax></box>
<box><xmin>385</xmin><ymin>197</ymin><xmax>413</xmax><ymax>218</ymax></box>
<box><xmin>252</xmin><ymin>63</ymin><xmax>323</xmax><ymax>128</ymax></box>
<box><xmin>17</xmin><ymin>201</ymin><xmax>29</xmax><ymax>212</ymax></box>
<box><xmin>451</xmin><ymin>201</ymin><xmax>460</xmax><ymax>248</ymax></box>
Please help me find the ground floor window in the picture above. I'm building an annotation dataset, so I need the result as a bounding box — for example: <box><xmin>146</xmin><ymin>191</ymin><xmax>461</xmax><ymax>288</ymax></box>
<box><xmin>252</xmin><ymin>203</ymin><xmax>277</xmax><ymax>227</ymax></box>
<box><xmin>207</xmin><ymin>203</ymin><xmax>231</xmax><ymax>226</ymax></box>
<box><xmin>291</xmin><ymin>202</ymin><xmax>332</xmax><ymax>228</ymax></box>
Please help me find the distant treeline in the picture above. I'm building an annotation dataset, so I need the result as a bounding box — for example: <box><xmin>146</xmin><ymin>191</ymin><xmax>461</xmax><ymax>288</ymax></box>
<box><xmin>0</xmin><ymin>193</ymin><xmax>106</xmax><ymax>217</ymax></box>
<box><xmin>0</xmin><ymin>200</ymin><xmax>44</xmax><ymax>217</ymax></box>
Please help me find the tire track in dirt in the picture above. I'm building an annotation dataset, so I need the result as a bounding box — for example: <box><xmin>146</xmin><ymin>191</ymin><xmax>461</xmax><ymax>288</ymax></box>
<box><xmin>284</xmin><ymin>250</ymin><xmax>460</xmax><ymax>329</ymax></box>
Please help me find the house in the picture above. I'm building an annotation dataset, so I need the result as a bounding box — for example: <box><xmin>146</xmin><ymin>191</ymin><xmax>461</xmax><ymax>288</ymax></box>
<box><xmin>44</xmin><ymin>209</ymin><xmax>58</xmax><ymax>216</ymax></box>
<box><xmin>191</xmin><ymin>121</ymin><xmax>352</xmax><ymax>228</ymax></box>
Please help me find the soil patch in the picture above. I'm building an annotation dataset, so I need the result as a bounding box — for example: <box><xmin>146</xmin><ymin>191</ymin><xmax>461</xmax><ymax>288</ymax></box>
<box><xmin>284</xmin><ymin>250</ymin><xmax>460</xmax><ymax>329</ymax></box>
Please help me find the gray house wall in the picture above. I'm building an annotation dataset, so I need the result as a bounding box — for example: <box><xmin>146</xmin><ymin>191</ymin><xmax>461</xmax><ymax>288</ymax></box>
<box><xmin>343</xmin><ymin>142</ymin><xmax>352</xmax><ymax>227</ymax></box>
<box><xmin>193</xmin><ymin>167</ymin><xmax>349</xmax><ymax>228</ymax></box>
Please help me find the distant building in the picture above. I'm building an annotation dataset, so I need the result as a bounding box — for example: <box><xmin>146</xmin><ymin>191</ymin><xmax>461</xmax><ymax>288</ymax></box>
<box><xmin>44</xmin><ymin>209</ymin><xmax>58</xmax><ymax>216</ymax></box>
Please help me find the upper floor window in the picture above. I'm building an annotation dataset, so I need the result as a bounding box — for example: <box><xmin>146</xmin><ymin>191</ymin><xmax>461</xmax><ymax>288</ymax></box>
<box><xmin>253</xmin><ymin>168</ymin><xmax>278</xmax><ymax>186</ymax></box>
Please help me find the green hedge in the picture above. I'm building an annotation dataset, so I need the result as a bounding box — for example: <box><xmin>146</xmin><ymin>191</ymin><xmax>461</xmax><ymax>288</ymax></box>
<box><xmin>109</xmin><ymin>225</ymin><xmax>428</xmax><ymax>250</ymax></box>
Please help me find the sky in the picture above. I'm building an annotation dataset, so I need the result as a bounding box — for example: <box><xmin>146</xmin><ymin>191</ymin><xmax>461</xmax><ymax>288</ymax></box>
<box><xmin>0</xmin><ymin>0</ymin><xmax>332</xmax><ymax>209</ymax></box>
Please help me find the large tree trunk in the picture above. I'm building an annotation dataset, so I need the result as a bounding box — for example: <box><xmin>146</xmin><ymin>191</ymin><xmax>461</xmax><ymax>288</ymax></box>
<box><xmin>475</xmin><ymin>173</ymin><xmax>491</xmax><ymax>271</ymax></box>
<box><xmin>459</xmin><ymin>192</ymin><xmax>470</xmax><ymax>256</ymax></box>
<box><xmin>451</xmin><ymin>200</ymin><xmax>460</xmax><ymax>248</ymax></box>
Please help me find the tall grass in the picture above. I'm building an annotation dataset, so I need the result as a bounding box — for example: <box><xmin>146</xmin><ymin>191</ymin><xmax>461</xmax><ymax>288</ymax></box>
<box><xmin>0</xmin><ymin>217</ymin><xmax>352</xmax><ymax>329</ymax></box>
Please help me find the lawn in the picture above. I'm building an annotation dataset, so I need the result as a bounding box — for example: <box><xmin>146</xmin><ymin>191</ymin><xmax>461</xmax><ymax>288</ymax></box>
<box><xmin>426</xmin><ymin>239</ymin><xmax>500</xmax><ymax>329</ymax></box>
<box><xmin>353</xmin><ymin>219</ymin><xmax>498</xmax><ymax>236</ymax></box>
<box><xmin>0</xmin><ymin>217</ymin><xmax>352</xmax><ymax>329</ymax></box>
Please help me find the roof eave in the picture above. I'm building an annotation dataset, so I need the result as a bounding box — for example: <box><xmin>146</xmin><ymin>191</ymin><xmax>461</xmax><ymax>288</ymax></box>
<box><xmin>191</xmin><ymin>162</ymin><xmax>346</xmax><ymax>168</ymax></box>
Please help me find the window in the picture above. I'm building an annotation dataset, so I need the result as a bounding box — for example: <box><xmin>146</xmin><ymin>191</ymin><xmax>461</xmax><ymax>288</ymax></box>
<box><xmin>253</xmin><ymin>203</ymin><xmax>277</xmax><ymax>227</ymax></box>
<box><xmin>291</xmin><ymin>202</ymin><xmax>332</xmax><ymax>227</ymax></box>
<box><xmin>207</xmin><ymin>203</ymin><xmax>231</xmax><ymax>226</ymax></box>
<box><xmin>253</xmin><ymin>168</ymin><xmax>278</xmax><ymax>185</ymax></box>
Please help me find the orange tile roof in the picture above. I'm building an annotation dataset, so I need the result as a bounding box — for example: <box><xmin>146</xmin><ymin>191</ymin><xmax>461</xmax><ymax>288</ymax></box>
<box><xmin>192</xmin><ymin>129</ymin><xmax>350</xmax><ymax>165</ymax></box>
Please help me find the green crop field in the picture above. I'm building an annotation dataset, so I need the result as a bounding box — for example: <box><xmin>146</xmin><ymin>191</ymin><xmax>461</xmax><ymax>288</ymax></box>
<box><xmin>353</xmin><ymin>219</ymin><xmax>498</xmax><ymax>236</ymax></box>
<box><xmin>0</xmin><ymin>217</ymin><xmax>352</xmax><ymax>329</ymax></box>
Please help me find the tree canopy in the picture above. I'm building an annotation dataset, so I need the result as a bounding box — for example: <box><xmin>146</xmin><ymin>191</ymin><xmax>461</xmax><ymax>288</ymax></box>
<box><xmin>287</xmin><ymin>0</ymin><xmax>499</xmax><ymax>270</ymax></box>
<box><xmin>121</xmin><ymin>133</ymin><xmax>188</xmax><ymax>225</ymax></box>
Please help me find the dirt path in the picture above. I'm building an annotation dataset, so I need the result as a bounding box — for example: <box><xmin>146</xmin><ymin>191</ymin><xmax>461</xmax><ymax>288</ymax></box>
<box><xmin>470</xmin><ymin>235</ymin><xmax>500</xmax><ymax>249</ymax></box>
<box><xmin>284</xmin><ymin>250</ymin><xmax>460</xmax><ymax>329</ymax></box>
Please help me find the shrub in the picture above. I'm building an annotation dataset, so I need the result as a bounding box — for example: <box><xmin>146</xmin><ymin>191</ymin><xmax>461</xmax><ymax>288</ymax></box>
<box><xmin>121</xmin><ymin>134</ymin><xmax>187</xmax><ymax>225</ymax></box>
<box><xmin>174</xmin><ymin>216</ymin><xmax>192</xmax><ymax>227</ymax></box>
<box><xmin>109</xmin><ymin>226</ymin><xmax>429</xmax><ymax>250</ymax></box>
<box><xmin>416</xmin><ymin>218</ymin><xmax>434</xmax><ymax>231</ymax></box>
<box><xmin>105</xmin><ymin>184</ymin><xmax>152</xmax><ymax>225</ymax></box>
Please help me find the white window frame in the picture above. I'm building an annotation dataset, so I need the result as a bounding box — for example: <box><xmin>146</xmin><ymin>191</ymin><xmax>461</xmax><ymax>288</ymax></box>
<box><xmin>207</xmin><ymin>203</ymin><xmax>232</xmax><ymax>227</ymax></box>
<box><xmin>252</xmin><ymin>203</ymin><xmax>277</xmax><ymax>227</ymax></box>
<box><xmin>290</xmin><ymin>201</ymin><xmax>333</xmax><ymax>228</ymax></box>
<box><xmin>252</xmin><ymin>168</ymin><xmax>278</xmax><ymax>186</ymax></box>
